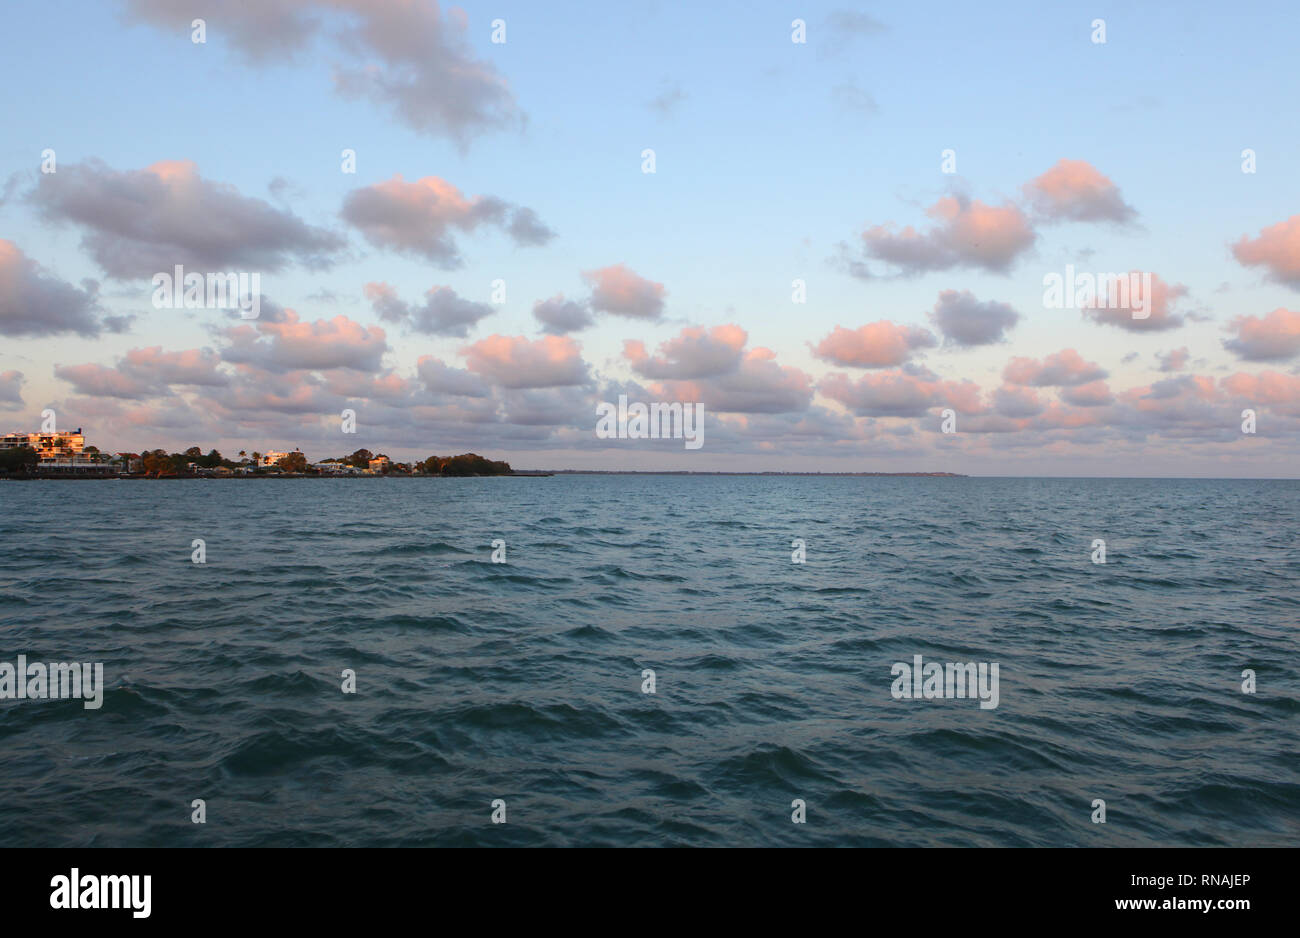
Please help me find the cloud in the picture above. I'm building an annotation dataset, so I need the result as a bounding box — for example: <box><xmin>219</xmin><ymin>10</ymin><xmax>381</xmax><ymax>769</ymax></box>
<box><xmin>533</xmin><ymin>295</ymin><xmax>594</xmax><ymax>335</ymax></box>
<box><xmin>649</xmin><ymin>82</ymin><xmax>687</xmax><ymax>116</ymax></box>
<box><xmin>812</xmin><ymin>321</ymin><xmax>936</xmax><ymax>367</ymax></box>
<box><xmin>0</xmin><ymin>239</ymin><xmax>117</xmax><ymax>337</ymax></box>
<box><xmin>1232</xmin><ymin>216</ymin><xmax>1300</xmax><ymax>287</ymax></box>
<box><xmin>1003</xmin><ymin>349</ymin><xmax>1107</xmax><ymax>387</ymax></box>
<box><xmin>0</xmin><ymin>370</ymin><xmax>24</xmax><ymax>405</ymax></box>
<box><xmin>499</xmin><ymin>386</ymin><xmax>592</xmax><ymax>429</ymax></box>
<box><xmin>1023</xmin><ymin>159</ymin><xmax>1136</xmax><ymax>223</ymax></box>
<box><xmin>1060</xmin><ymin>380</ymin><xmax>1114</xmax><ymax>407</ymax></box>
<box><xmin>819</xmin><ymin>367</ymin><xmax>984</xmax><ymax>417</ymax></box>
<box><xmin>54</xmin><ymin>362</ymin><xmax>157</xmax><ymax>399</ymax></box>
<box><xmin>993</xmin><ymin>384</ymin><xmax>1044</xmax><ymax>418</ymax></box>
<box><xmin>1220</xmin><ymin>370</ymin><xmax>1300</xmax><ymax>417</ymax></box>
<box><xmin>123</xmin><ymin>0</ymin><xmax>520</xmax><ymax>144</ymax></box>
<box><xmin>505</xmin><ymin>207</ymin><xmax>555</xmax><ymax>246</ymax></box>
<box><xmin>928</xmin><ymin>290</ymin><xmax>1020</xmax><ymax>346</ymax></box>
<box><xmin>582</xmin><ymin>264</ymin><xmax>666</xmax><ymax>320</ymax></box>
<box><xmin>323</xmin><ymin>370</ymin><xmax>413</xmax><ymax>401</ymax></box>
<box><xmin>1157</xmin><ymin>347</ymin><xmax>1190</xmax><ymax>371</ymax></box>
<box><xmin>831</xmin><ymin>82</ymin><xmax>878</xmax><ymax>116</ymax></box>
<box><xmin>220</xmin><ymin>310</ymin><xmax>389</xmax><ymax>373</ymax></box>
<box><xmin>856</xmin><ymin>195</ymin><xmax>1036</xmax><ymax>276</ymax></box>
<box><xmin>342</xmin><ymin>174</ymin><xmax>552</xmax><ymax>267</ymax></box>
<box><xmin>822</xmin><ymin>9</ymin><xmax>887</xmax><ymax>55</ymax></box>
<box><xmin>1082</xmin><ymin>272</ymin><xmax>1188</xmax><ymax>332</ymax></box>
<box><xmin>654</xmin><ymin>348</ymin><xmax>813</xmax><ymax>414</ymax></box>
<box><xmin>53</xmin><ymin>346</ymin><xmax>228</xmax><ymax>401</ymax></box>
<box><xmin>625</xmin><ymin>324</ymin><xmax>748</xmax><ymax>379</ymax></box>
<box><xmin>1223</xmin><ymin>308</ymin><xmax>1300</xmax><ymax>361</ymax></box>
<box><xmin>122</xmin><ymin>347</ymin><xmax>228</xmax><ymax>386</ymax></box>
<box><xmin>29</xmin><ymin>160</ymin><xmax>344</xmax><ymax>278</ymax></box>
<box><xmin>416</xmin><ymin>356</ymin><xmax>492</xmax><ymax>398</ymax></box>
<box><xmin>364</xmin><ymin>281</ymin><xmax>493</xmax><ymax>337</ymax></box>
<box><xmin>461</xmin><ymin>334</ymin><xmax>591</xmax><ymax>388</ymax></box>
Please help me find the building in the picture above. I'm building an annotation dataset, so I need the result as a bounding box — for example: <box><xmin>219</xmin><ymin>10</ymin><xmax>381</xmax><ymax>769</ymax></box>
<box><xmin>260</xmin><ymin>450</ymin><xmax>290</xmax><ymax>467</ymax></box>
<box><xmin>368</xmin><ymin>456</ymin><xmax>390</xmax><ymax>472</ymax></box>
<box><xmin>1</xmin><ymin>429</ymin><xmax>109</xmax><ymax>472</ymax></box>
<box><xmin>313</xmin><ymin>461</ymin><xmax>360</xmax><ymax>475</ymax></box>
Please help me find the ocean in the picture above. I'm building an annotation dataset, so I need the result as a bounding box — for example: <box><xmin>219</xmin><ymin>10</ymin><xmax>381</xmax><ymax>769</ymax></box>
<box><xmin>0</xmin><ymin>475</ymin><xmax>1296</xmax><ymax>847</ymax></box>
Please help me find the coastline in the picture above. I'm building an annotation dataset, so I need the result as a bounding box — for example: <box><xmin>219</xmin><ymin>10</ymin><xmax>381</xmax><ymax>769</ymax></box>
<box><xmin>0</xmin><ymin>470</ymin><xmax>967</xmax><ymax>480</ymax></box>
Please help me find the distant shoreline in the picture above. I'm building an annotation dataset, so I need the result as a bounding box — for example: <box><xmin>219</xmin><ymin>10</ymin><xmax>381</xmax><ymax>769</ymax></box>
<box><xmin>1</xmin><ymin>470</ymin><xmax>965</xmax><ymax>480</ymax></box>
<box><xmin>531</xmin><ymin>470</ymin><xmax>966</xmax><ymax>477</ymax></box>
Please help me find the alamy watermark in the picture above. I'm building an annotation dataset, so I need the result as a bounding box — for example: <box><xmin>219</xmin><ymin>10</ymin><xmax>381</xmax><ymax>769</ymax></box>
<box><xmin>0</xmin><ymin>656</ymin><xmax>104</xmax><ymax>709</ymax></box>
<box><xmin>152</xmin><ymin>265</ymin><xmax>260</xmax><ymax>319</ymax></box>
<box><xmin>50</xmin><ymin>869</ymin><xmax>150</xmax><ymax>918</ymax></box>
<box><xmin>595</xmin><ymin>394</ymin><xmax>704</xmax><ymax>450</ymax></box>
<box><xmin>890</xmin><ymin>654</ymin><xmax>999</xmax><ymax>709</ymax></box>
<box><xmin>1043</xmin><ymin>265</ymin><xmax>1151</xmax><ymax>319</ymax></box>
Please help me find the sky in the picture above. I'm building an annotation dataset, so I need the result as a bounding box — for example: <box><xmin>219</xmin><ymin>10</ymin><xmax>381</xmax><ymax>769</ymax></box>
<box><xmin>1</xmin><ymin>0</ymin><xmax>1298</xmax><ymax>476</ymax></box>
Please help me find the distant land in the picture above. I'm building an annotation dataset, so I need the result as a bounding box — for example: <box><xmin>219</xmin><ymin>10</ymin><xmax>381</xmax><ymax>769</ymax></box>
<box><xmin>519</xmin><ymin>470</ymin><xmax>967</xmax><ymax>477</ymax></box>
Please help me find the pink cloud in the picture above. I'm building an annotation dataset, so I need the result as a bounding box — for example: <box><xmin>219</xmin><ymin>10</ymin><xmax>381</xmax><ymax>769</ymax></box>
<box><xmin>1223</xmin><ymin>308</ymin><xmax>1300</xmax><ymax>361</ymax></box>
<box><xmin>625</xmin><ymin>324</ymin><xmax>748</xmax><ymax>379</ymax></box>
<box><xmin>1060</xmin><ymin>380</ymin><xmax>1114</xmax><ymax>407</ymax></box>
<box><xmin>54</xmin><ymin>363</ymin><xmax>155</xmax><ymax>399</ymax></box>
<box><xmin>820</xmin><ymin>368</ymin><xmax>985</xmax><ymax>417</ymax></box>
<box><xmin>221</xmin><ymin>310</ymin><xmax>390</xmax><ymax>373</ymax></box>
<box><xmin>122</xmin><ymin>347</ymin><xmax>226</xmax><ymax>386</ymax></box>
<box><xmin>1003</xmin><ymin>349</ymin><xmax>1107</xmax><ymax>387</ymax></box>
<box><xmin>1023</xmin><ymin>159</ymin><xmax>1135</xmax><ymax>223</ymax></box>
<box><xmin>1232</xmin><ymin>216</ymin><xmax>1300</xmax><ymax>287</ymax></box>
<box><xmin>1082</xmin><ymin>273</ymin><xmax>1188</xmax><ymax>331</ymax></box>
<box><xmin>461</xmin><ymin>334</ymin><xmax>591</xmax><ymax>388</ymax></box>
<box><xmin>859</xmin><ymin>196</ymin><xmax>1036</xmax><ymax>275</ymax></box>
<box><xmin>342</xmin><ymin>174</ymin><xmax>552</xmax><ymax>266</ymax></box>
<box><xmin>582</xmin><ymin>264</ymin><xmax>666</xmax><ymax>320</ymax></box>
<box><xmin>812</xmin><ymin>321</ymin><xmax>936</xmax><ymax>367</ymax></box>
<box><xmin>1220</xmin><ymin>371</ymin><xmax>1300</xmax><ymax>415</ymax></box>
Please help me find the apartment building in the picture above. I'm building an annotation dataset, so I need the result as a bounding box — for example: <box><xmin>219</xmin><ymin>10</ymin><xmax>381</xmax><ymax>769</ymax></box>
<box><xmin>0</xmin><ymin>428</ymin><xmax>107</xmax><ymax>470</ymax></box>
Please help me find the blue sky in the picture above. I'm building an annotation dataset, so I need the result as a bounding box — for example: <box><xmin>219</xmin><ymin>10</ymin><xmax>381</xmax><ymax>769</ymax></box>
<box><xmin>1</xmin><ymin>1</ymin><xmax>1298</xmax><ymax>475</ymax></box>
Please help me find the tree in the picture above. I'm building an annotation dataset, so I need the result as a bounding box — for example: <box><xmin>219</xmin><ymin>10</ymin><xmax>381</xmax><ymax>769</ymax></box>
<box><xmin>277</xmin><ymin>451</ymin><xmax>309</xmax><ymax>473</ymax></box>
<box><xmin>141</xmin><ymin>449</ymin><xmax>171</xmax><ymax>475</ymax></box>
<box><xmin>420</xmin><ymin>453</ymin><xmax>512</xmax><ymax>476</ymax></box>
<box><xmin>0</xmin><ymin>445</ymin><xmax>38</xmax><ymax>473</ymax></box>
<box><xmin>345</xmin><ymin>448</ymin><xmax>374</xmax><ymax>469</ymax></box>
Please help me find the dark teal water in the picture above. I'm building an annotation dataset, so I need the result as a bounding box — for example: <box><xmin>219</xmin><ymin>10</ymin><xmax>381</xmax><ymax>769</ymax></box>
<box><xmin>0</xmin><ymin>476</ymin><xmax>1296</xmax><ymax>846</ymax></box>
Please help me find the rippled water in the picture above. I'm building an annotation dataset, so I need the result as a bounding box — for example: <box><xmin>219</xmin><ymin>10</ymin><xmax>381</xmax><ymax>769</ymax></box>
<box><xmin>0</xmin><ymin>475</ymin><xmax>1296</xmax><ymax>846</ymax></box>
